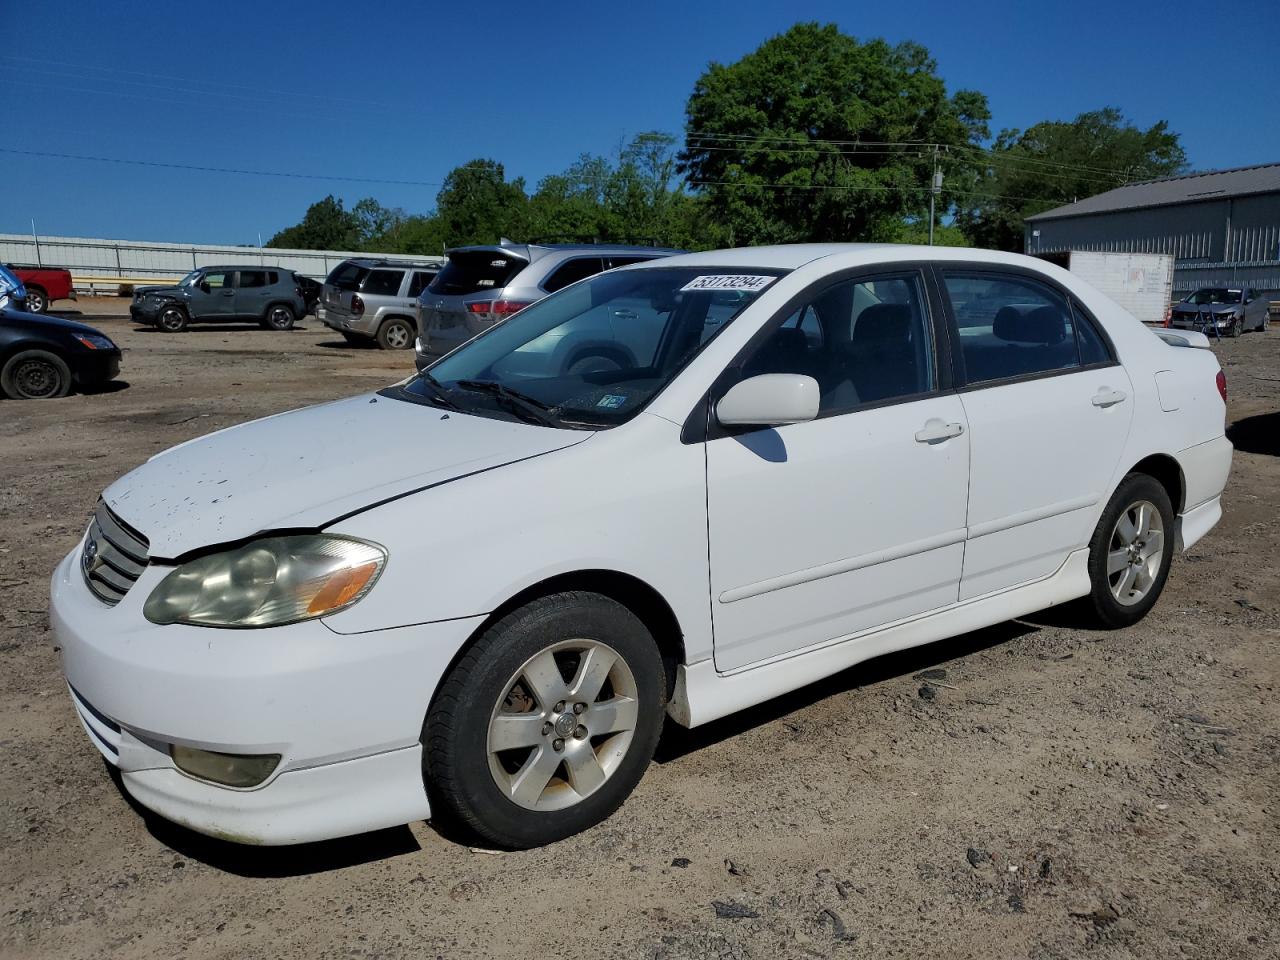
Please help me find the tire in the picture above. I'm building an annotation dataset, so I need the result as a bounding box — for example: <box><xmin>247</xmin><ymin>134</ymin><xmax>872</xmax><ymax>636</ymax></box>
<box><xmin>1</xmin><ymin>349</ymin><xmax>72</xmax><ymax>399</ymax></box>
<box><xmin>156</xmin><ymin>305</ymin><xmax>188</xmax><ymax>332</ymax></box>
<box><xmin>263</xmin><ymin>303</ymin><xmax>296</xmax><ymax>331</ymax></box>
<box><xmin>376</xmin><ymin>317</ymin><xmax>414</xmax><ymax>350</ymax></box>
<box><xmin>425</xmin><ymin>592</ymin><xmax>667</xmax><ymax>849</ymax></box>
<box><xmin>1083</xmin><ymin>473</ymin><xmax>1175</xmax><ymax>628</ymax></box>
<box><xmin>24</xmin><ymin>287</ymin><xmax>48</xmax><ymax>314</ymax></box>
<box><xmin>566</xmin><ymin>351</ymin><xmax>625</xmax><ymax>376</ymax></box>
<box><xmin>1227</xmin><ymin>318</ymin><xmax>1241</xmax><ymax>338</ymax></box>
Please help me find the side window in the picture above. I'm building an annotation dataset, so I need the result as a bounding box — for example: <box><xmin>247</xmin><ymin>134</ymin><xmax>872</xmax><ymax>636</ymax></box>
<box><xmin>267</xmin><ymin>271</ymin><xmax>279</xmax><ymax>285</ymax></box>
<box><xmin>408</xmin><ymin>271</ymin><xmax>436</xmax><ymax>298</ymax></box>
<box><xmin>239</xmin><ymin>270</ymin><xmax>268</xmax><ymax>288</ymax></box>
<box><xmin>201</xmin><ymin>271</ymin><xmax>229</xmax><ymax>289</ymax></box>
<box><xmin>738</xmin><ymin>273</ymin><xmax>934</xmax><ymax>414</ymax></box>
<box><xmin>542</xmin><ymin>258</ymin><xmax>606</xmax><ymax>294</ymax></box>
<box><xmin>1072</xmin><ymin>303</ymin><xmax>1113</xmax><ymax>366</ymax></box>
<box><xmin>363</xmin><ymin>269</ymin><xmax>405</xmax><ymax>297</ymax></box>
<box><xmin>943</xmin><ymin>274</ymin><xmax>1079</xmax><ymax>384</ymax></box>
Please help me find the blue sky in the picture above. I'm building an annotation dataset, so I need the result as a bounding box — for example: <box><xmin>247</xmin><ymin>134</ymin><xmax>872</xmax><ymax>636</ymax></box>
<box><xmin>2</xmin><ymin>0</ymin><xmax>1276</xmax><ymax>244</ymax></box>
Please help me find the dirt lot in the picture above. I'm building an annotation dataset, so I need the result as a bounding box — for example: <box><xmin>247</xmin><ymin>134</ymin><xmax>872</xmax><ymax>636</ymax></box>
<box><xmin>2</xmin><ymin>299</ymin><xmax>1278</xmax><ymax>959</ymax></box>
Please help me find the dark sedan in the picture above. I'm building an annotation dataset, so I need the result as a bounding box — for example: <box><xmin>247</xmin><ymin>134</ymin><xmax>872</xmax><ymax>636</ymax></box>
<box><xmin>1169</xmin><ymin>286</ymin><xmax>1269</xmax><ymax>337</ymax></box>
<box><xmin>0</xmin><ymin>308</ymin><xmax>122</xmax><ymax>399</ymax></box>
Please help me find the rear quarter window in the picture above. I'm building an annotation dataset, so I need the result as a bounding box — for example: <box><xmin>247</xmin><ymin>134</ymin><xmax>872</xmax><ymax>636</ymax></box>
<box><xmin>327</xmin><ymin>263</ymin><xmax>369</xmax><ymax>291</ymax></box>
<box><xmin>542</xmin><ymin>257</ymin><xmax>606</xmax><ymax>294</ymax></box>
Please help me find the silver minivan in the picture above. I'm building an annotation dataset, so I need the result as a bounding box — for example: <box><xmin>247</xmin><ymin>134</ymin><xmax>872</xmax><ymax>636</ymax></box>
<box><xmin>320</xmin><ymin>258</ymin><xmax>442</xmax><ymax>349</ymax></box>
<box><xmin>415</xmin><ymin>243</ymin><xmax>680</xmax><ymax>369</ymax></box>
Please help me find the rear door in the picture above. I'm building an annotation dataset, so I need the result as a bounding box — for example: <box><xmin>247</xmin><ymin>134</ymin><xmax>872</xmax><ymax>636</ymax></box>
<box><xmin>187</xmin><ymin>270</ymin><xmax>235</xmax><ymax>319</ymax></box>
<box><xmin>938</xmin><ymin>267</ymin><xmax>1134</xmax><ymax>599</ymax></box>
<box><xmin>234</xmin><ymin>269</ymin><xmax>271</xmax><ymax>318</ymax></box>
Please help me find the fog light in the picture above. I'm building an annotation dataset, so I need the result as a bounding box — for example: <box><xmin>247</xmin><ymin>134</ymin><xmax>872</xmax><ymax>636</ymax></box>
<box><xmin>171</xmin><ymin>745</ymin><xmax>280</xmax><ymax>788</ymax></box>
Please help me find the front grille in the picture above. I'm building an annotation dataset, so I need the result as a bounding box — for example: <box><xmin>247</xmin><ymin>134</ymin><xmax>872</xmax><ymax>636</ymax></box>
<box><xmin>81</xmin><ymin>502</ymin><xmax>150</xmax><ymax>606</ymax></box>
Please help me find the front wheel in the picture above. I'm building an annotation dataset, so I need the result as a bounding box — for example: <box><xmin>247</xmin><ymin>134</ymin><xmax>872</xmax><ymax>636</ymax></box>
<box><xmin>264</xmin><ymin>304</ymin><xmax>296</xmax><ymax>330</ymax></box>
<box><xmin>424</xmin><ymin>592</ymin><xmax>667</xmax><ymax>849</ymax></box>
<box><xmin>1</xmin><ymin>349</ymin><xmax>72</xmax><ymax>399</ymax></box>
<box><xmin>1227</xmin><ymin>318</ymin><xmax>1241</xmax><ymax>338</ymax></box>
<box><xmin>156</xmin><ymin>305</ymin><xmax>188</xmax><ymax>332</ymax></box>
<box><xmin>376</xmin><ymin>317</ymin><xmax>414</xmax><ymax>350</ymax></box>
<box><xmin>1083</xmin><ymin>473</ymin><xmax>1175</xmax><ymax>628</ymax></box>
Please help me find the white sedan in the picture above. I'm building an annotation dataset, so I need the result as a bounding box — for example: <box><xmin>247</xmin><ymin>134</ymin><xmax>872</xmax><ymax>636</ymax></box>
<box><xmin>51</xmin><ymin>244</ymin><xmax>1232</xmax><ymax>848</ymax></box>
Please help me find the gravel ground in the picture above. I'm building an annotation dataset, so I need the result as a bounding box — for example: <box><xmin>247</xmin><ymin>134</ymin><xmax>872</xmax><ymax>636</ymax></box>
<box><xmin>2</xmin><ymin>300</ymin><xmax>1278</xmax><ymax>959</ymax></box>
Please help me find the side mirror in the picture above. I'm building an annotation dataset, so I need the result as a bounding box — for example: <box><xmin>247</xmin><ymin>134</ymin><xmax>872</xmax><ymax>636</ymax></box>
<box><xmin>716</xmin><ymin>373</ymin><xmax>820</xmax><ymax>428</ymax></box>
<box><xmin>198</xmin><ymin>281</ymin><xmax>210</xmax><ymax>293</ymax></box>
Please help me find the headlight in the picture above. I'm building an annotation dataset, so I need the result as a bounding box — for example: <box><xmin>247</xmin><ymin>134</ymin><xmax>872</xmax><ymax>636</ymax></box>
<box><xmin>143</xmin><ymin>534</ymin><xmax>386</xmax><ymax>628</ymax></box>
<box><xmin>75</xmin><ymin>334</ymin><xmax>116</xmax><ymax>350</ymax></box>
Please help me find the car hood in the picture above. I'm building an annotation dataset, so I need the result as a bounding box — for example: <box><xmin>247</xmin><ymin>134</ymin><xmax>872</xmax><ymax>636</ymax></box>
<box><xmin>0</xmin><ymin>308</ymin><xmax>109</xmax><ymax>338</ymax></box>
<box><xmin>102</xmin><ymin>394</ymin><xmax>589</xmax><ymax>559</ymax></box>
<box><xmin>135</xmin><ymin>285</ymin><xmax>184</xmax><ymax>297</ymax></box>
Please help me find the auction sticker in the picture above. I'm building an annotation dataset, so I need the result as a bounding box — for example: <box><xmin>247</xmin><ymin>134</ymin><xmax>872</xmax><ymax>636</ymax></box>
<box><xmin>680</xmin><ymin>275</ymin><xmax>776</xmax><ymax>293</ymax></box>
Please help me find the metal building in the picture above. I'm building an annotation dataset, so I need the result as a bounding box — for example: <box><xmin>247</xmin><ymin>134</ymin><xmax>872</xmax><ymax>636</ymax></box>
<box><xmin>1024</xmin><ymin>163</ymin><xmax>1280</xmax><ymax>298</ymax></box>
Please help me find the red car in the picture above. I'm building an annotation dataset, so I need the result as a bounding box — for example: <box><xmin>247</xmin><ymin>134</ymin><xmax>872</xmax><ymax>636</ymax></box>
<box><xmin>6</xmin><ymin>265</ymin><xmax>75</xmax><ymax>314</ymax></box>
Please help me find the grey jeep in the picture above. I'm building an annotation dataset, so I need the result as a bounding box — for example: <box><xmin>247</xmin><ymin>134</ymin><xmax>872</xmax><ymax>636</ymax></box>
<box><xmin>130</xmin><ymin>267</ymin><xmax>308</xmax><ymax>332</ymax></box>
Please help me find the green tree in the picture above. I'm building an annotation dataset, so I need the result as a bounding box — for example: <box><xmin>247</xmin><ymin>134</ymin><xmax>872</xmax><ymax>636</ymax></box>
<box><xmin>679</xmin><ymin>23</ymin><xmax>990</xmax><ymax>245</ymax></box>
<box><xmin>266</xmin><ymin>195</ymin><xmax>361</xmax><ymax>250</ymax></box>
<box><xmin>435</xmin><ymin>159</ymin><xmax>530</xmax><ymax>246</ymax></box>
<box><xmin>957</xmin><ymin>108</ymin><xmax>1186</xmax><ymax>251</ymax></box>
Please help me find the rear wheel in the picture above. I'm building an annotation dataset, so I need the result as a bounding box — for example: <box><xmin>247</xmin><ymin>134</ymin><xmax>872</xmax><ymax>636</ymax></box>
<box><xmin>156</xmin><ymin>305</ymin><xmax>188</xmax><ymax>332</ymax></box>
<box><xmin>425</xmin><ymin>592</ymin><xmax>666</xmax><ymax>849</ymax></box>
<box><xmin>1</xmin><ymin>349</ymin><xmax>72</xmax><ymax>399</ymax></box>
<box><xmin>376</xmin><ymin>317</ymin><xmax>414</xmax><ymax>350</ymax></box>
<box><xmin>24</xmin><ymin>287</ymin><xmax>48</xmax><ymax>314</ymax></box>
<box><xmin>1083</xmin><ymin>473</ymin><xmax>1175</xmax><ymax>628</ymax></box>
<box><xmin>264</xmin><ymin>304</ymin><xmax>295</xmax><ymax>330</ymax></box>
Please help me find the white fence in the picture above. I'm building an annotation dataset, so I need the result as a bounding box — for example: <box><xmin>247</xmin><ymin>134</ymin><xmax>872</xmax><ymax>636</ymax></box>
<box><xmin>0</xmin><ymin>233</ymin><xmax>443</xmax><ymax>290</ymax></box>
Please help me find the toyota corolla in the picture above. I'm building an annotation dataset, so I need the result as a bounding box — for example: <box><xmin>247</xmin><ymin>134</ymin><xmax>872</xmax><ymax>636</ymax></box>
<box><xmin>51</xmin><ymin>245</ymin><xmax>1232</xmax><ymax>848</ymax></box>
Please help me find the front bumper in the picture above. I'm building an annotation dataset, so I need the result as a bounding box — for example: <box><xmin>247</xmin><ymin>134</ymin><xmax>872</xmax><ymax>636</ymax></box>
<box><xmin>129</xmin><ymin>302</ymin><xmax>160</xmax><ymax>323</ymax></box>
<box><xmin>1169</xmin><ymin>314</ymin><xmax>1237</xmax><ymax>330</ymax></box>
<box><xmin>50</xmin><ymin>545</ymin><xmax>486</xmax><ymax>844</ymax></box>
<box><xmin>74</xmin><ymin>350</ymin><xmax>121</xmax><ymax>385</ymax></box>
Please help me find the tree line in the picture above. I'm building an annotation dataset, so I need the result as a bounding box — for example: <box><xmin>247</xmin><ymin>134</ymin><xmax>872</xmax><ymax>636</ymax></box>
<box><xmin>268</xmin><ymin>22</ymin><xmax>1186</xmax><ymax>256</ymax></box>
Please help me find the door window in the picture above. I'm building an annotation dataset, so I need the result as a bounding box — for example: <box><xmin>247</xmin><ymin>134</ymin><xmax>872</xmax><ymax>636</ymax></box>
<box><xmin>201</xmin><ymin>272</ymin><xmax>229</xmax><ymax>289</ymax></box>
<box><xmin>542</xmin><ymin>258</ymin><xmax>606</xmax><ymax>293</ymax></box>
<box><xmin>408</xmin><ymin>271</ymin><xmax>437</xmax><ymax>298</ymax></box>
<box><xmin>942</xmin><ymin>273</ymin><xmax>1116</xmax><ymax>384</ymax></box>
<box><xmin>363</xmin><ymin>269</ymin><xmax>405</xmax><ymax>297</ymax></box>
<box><xmin>238</xmin><ymin>271</ymin><xmax>268</xmax><ymax>288</ymax></box>
<box><xmin>736</xmin><ymin>273</ymin><xmax>934</xmax><ymax>414</ymax></box>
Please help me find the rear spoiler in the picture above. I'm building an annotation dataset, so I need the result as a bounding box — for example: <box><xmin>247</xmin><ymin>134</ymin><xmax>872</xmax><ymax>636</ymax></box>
<box><xmin>1153</xmin><ymin>329</ymin><xmax>1212</xmax><ymax>349</ymax></box>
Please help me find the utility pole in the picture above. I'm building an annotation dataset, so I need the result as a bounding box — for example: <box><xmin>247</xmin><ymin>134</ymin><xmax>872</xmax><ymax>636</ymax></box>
<box><xmin>31</xmin><ymin>219</ymin><xmax>42</xmax><ymax>266</ymax></box>
<box><xmin>928</xmin><ymin>147</ymin><xmax>943</xmax><ymax>246</ymax></box>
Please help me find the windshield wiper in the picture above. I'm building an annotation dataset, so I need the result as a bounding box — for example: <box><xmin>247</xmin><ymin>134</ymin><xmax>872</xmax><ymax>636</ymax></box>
<box><xmin>454</xmin><ymin>379</ymin><xmax>558</xmax><ymax>427</ymax></box>
<box><xmin>417</xmin><ymin>373</ymin><xmax>461</xmax><ymax>410</ymax></box>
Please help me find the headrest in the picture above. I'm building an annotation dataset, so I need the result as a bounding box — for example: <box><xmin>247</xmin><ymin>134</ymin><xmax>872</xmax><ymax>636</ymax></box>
<box><xmin>994</xmin><ymin>304</ymin><xmax>1066</xmax><ymax>344</ymax></box>
<box><xmin>853</xmin><ymin>303</ymin><xmax>911</xmax><ymax>344</ymax></box>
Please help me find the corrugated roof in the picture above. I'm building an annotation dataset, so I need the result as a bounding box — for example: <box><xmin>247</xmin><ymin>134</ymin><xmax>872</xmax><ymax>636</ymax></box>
<box><xmin>1026</xmin><ymin>162</ymin><xmax>1280</xmax><ymax>221</ymax></box>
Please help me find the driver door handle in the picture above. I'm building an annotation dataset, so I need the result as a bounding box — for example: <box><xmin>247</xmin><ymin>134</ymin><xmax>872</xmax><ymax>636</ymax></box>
<box><xmin>915</xmin><ymin>418</ymin><xmax>965</xmax><ymax>444</ymax></box>
<box><xmin>1092</xmin><ymin>388</ymin><xmax>1127</xmax><ymax>408</ymax></box>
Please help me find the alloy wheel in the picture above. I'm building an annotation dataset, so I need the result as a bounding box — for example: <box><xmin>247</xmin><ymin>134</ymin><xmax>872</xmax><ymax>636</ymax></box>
<box><xmin>1107</xmin><ymin>499</ymin><xmax>1165</xmax><ymax>606</ymax></box>
<box><xmin>487</xmin><ymin>639</ymin><xmax>639</xmax><ymax>812</ymax></box>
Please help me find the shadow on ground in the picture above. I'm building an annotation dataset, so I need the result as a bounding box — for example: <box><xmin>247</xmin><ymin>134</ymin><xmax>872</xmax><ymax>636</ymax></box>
<box><xmin>1227</xmin><ymin>411</ymin><xmax>1280</xmax><ymax>457</ymax></box>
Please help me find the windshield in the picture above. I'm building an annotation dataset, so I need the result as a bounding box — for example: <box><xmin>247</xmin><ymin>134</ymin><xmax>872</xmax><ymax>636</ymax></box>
<box><xmin>177</xmin><ymin>270</ymin><xmax>201</xmax><ymax>287</ymax></box>
<box><xmin>1186</xmin><ymin>288</ymin><xmax>1241</xmax><ymax>305</ymax></box>
<box><xmin>388</xmin><ymin>266</ymin><xmax>787</xmax><ymax>428</ymax></box>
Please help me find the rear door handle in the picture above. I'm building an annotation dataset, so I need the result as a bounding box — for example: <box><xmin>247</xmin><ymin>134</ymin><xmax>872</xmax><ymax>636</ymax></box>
<box><xmin>1092</xmin><ymin>388</ymin><xmax>1128</xmax><ymax>408</ymax></box>
<box><xmin>915</xmin><ymin>418</ymin><xmax>965</xmax><ymax>444</ymax></box>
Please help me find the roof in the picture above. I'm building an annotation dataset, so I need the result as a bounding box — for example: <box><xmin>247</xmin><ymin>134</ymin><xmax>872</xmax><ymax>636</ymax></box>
<box><xmin>1026</xmin><ymin>162</ymin><xmax>1280</xmax><ymax>221</ymax></box>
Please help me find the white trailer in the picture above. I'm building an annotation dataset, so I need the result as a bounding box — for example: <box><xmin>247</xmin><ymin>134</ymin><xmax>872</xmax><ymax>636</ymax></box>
<box><xmin>1036</xmin><ymin>250</ymin><xmax>1175</xmax><ymax>326</ymax></box>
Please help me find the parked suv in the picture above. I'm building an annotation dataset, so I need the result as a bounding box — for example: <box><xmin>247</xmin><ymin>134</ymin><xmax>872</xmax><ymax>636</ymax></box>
<box><xmin>130</xmin><ymin>267</ymin><xmax>308</xmax><ymax>332</ymax></box>
<box><xmin>319</xmin><ymin>259</ymin><xmax>441</xmax><ymax>349</ymax></box>
<box><xmin>415</xmin><ymin>243</ymin><xmax>681</xmax><ymax>369</ymax></box>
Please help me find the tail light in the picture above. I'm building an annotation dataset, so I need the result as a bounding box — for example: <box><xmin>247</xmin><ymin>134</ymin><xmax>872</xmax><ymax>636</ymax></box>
<box><xmin>1216</xmin><ymin>370</ymin><xmax>1227</xmax><ymax>403</ymax></box>
<box><xmin>351</xmin><ymin>294</ymin><xmax>364</xmax><ymax>317</ymax></box>
<box><xmin>466</xmin><ymin>300</ymin><xmax>534</xmax><ymax>322</ymax></box>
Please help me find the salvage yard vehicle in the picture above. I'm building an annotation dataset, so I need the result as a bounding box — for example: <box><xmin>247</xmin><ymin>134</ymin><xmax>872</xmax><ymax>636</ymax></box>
<box><xmin>319</xmin><ymin>258</ymin><xmax>441</xmax><ymax>349</ymax></box>
<box><xmin>51</xmin><ymin>244</ymin><xmax>1232</xmax><ymax>849</ymax></box>
<box><xmin>416</xmin><ymin>242</ymin><xmax>680</xmax><ymax>368</ymax></box>
<box><xmin>1</xmin><ymin>306</ymin><xmax>120</xmax><ymax>399</ymax></box>
<box><xmin>5</xmin><ymin>264</ymin><xmax>76</xmax><ymax>314</ymax></box>
<box><xmin>1168</xmin><ymin>286</ymin><xmax>1269</xmax><ymax>336</ymax></box>
<box><xmin>130</xmin><ymin>267</ymin><xmax>308</xmax><ymax>332</ymax></box>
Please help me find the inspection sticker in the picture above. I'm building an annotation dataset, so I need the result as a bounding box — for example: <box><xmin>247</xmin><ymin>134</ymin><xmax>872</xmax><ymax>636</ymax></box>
<box><xmin>596</xmin><ymin>394</ymin><xmax>628</xmax><ymax>409</ymax></box>
<box><xmin>680</xmin><ymin>274</ymin><xmax>776</xmax><ymax>293</ymax></box>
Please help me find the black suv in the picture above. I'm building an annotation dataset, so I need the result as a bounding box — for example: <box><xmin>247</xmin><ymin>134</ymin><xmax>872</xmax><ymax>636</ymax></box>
<box><xmin>131</xmin><ymin>266</ymin><xmax>309</xmax><ymax>332</ymax></box>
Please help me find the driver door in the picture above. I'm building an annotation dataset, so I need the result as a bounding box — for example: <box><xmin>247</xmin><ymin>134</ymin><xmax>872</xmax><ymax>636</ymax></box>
<box><xmin>706</xmin><ymin>270</ymin><xmax>970</xmax><ymax>672</ymax></box>
<box><xmin>188</xmin><ymin>270</ymin><xmax>235</xmax><ymax>319</ymax></box>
